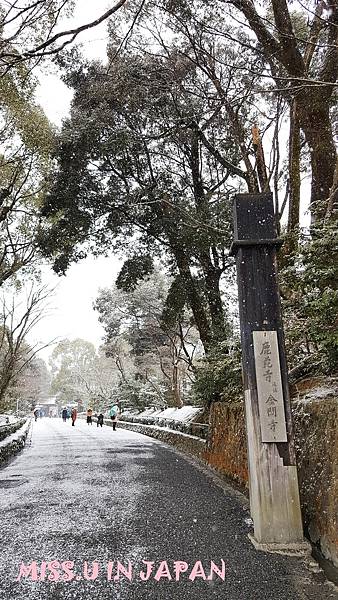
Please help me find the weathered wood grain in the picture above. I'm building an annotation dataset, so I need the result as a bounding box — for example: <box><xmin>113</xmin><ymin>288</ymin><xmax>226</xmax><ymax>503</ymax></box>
<box><xmin>234</xmin><ymin>193</ymin><xmax>304</xmax><ymax>545</ymax></box>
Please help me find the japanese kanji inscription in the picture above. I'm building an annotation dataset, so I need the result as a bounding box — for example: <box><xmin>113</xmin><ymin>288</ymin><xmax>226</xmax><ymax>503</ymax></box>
<box><xmin>252</xmin><ymin>330</ymin><xmax>287</xmax><ymax>443</ymax></box>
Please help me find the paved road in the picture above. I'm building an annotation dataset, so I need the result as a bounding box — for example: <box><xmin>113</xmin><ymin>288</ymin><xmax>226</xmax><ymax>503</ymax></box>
<box><xmin>0</xmin><ymin>418</ymin><xmax>336</xmax><ymax>600</ymax></box>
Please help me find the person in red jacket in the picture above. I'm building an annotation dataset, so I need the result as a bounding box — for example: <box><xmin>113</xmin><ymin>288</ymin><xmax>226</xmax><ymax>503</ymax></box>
<box><xmin>71</xmin><ymin>407</ymin><xmax>77</xmax><ymax>426</ymax></box>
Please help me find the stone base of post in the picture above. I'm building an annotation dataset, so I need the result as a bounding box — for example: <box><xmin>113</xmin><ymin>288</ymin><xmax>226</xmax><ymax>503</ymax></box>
<box><xmin>248</xmin><ymin>534</ymin><xmax>312</xmax><ymax>556</ymax></box>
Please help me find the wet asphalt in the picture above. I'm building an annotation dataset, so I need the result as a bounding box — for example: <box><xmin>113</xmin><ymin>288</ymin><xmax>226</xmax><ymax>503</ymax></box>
<box><xmin>0</xmin><ymin>418</ymin><xmax>336</xmax><ymax>600</ymax></box>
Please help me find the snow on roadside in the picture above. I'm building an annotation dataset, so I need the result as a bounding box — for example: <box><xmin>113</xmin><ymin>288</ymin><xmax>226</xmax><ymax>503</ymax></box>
<box><xmin>0</xmin><ymin>419</ymin><xmax>31</xmax><ymax>449</ymax></box>
<box><xmin>124</xmin><ymin>405</ymin><xmax>203</xmax><ymax>423</ymax></box>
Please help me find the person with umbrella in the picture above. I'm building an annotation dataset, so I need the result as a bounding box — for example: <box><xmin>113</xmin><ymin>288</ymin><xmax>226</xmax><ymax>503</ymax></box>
<box><xmin>109</xmin><ymin>403</ymin><xmax>119</xmax><ymax>431</ymax></box>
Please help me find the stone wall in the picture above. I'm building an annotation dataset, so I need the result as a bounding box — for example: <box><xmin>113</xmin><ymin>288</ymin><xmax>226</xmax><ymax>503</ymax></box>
<box><xmin>0</xmin><ymin>419</ymin><xmax>26</xmax><ymax>442</ymax></box>
<box><xmin>203</xmin><ymin>402</ymin><xmax>248</xmax><ymax>488</ymax></box>
<box><xmin>204</xmin><ymin>397</ymin><xmax>338</xmax><ymax>567</ymax></box>
<box><xmin>293</xmin><ymin>398</ymin><xmax>338</xmax><ymax>567</ymax></box>
<box><xmin>0</xmin><ymin>419</ymin><xmax>31</xmax><ymax>465</ymax></box>
<box><xmin>109</xmin><ymin>418</ymin><xmax>206</xmax><ymax>460</ymax></box>
<box><xmin>119</xmin><ymin>414</ymin><xmax>208</xmax><ymax>439</ymax></box>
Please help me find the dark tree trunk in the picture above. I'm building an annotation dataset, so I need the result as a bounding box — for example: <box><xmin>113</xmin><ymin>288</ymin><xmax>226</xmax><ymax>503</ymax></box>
<box><xmin>0</xmin><ymin>359</ymin><xmax>15</xmax><ymax>408</ymax></box>
<box><xmin>288</xmin><ymin>101</ymin><xmax>301</xmax><ymax>234</ymax></box>
<box><xmin>172</xmin><ymin>244</ymin><xmax>213</xmax><ymax>353</ymax></box>
<box><xmin>172</xmin><ymin>360</ymin><xmax>183</xmax><ymax>408</ymax></box>
<box><xmin>297</xmin><ymin>95</ymin><xmax>337</xmax><ymax>223</ymax></box>
<box><xmin>156</xmin><ymin>193</ymin><xmax>213</xmax><ymax>353</ymax></box>
<box><xmin>199</xmin><ymin>255</ymin><xmax>228</xmax><ymax>344</ymax></box>
<box><xmin>283</xmin><ymin>99</ymin><xmax>301</xmax><ymax>259</ymax></box>
<box><xmin>189</xmin><ymin>129</ymin><xmax>228</xmax><ymax>346</ymax></box>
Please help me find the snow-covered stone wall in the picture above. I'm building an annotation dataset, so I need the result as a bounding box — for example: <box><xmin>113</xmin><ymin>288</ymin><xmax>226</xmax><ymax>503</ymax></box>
<box><xmin>82</xmin><ymin>412</ymin><xmax>207</xmax><ymax>461</ymax></box>
<box><xmin>119</xmin><ymin>406</ymin><xmax>208</xmax><ymax>439</ymax></box>
<box><xmin>0</xmin><ymin>418</ymin><xmax>26</xmax><ymax>442</ymax></box>
<box><xmin>117</xmin><ymin>420</ymin><xmax>206</xmax><ymax>460</ymax></box>
<box><xmin>0</xmin><ymin>419</ymin><xmax>31</xmax><ymax>465</ymax></box>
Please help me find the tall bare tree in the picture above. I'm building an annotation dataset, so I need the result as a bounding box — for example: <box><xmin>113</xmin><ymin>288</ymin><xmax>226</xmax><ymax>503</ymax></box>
<box><xmin>0</xmin><ymin>284</ymin><xmax>55</xmax><ymax>409</ymax></box>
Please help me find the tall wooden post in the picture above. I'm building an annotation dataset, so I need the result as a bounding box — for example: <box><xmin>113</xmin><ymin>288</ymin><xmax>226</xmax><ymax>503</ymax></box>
<box><xmin>231</xmin><ymin>193</ymin><xmax>309</xmax><ymax>552</ymax></box>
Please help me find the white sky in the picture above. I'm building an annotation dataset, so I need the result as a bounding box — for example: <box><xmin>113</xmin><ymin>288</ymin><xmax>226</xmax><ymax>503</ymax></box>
<box><xmin>29</xmin><ymin>1</ymin><xmax>123</xmax><ymax>362</ymax></box>
<box><xmin>27</xmin><ymin>257</ymin><xmax>121</xmax><ymax>365</ymax></box>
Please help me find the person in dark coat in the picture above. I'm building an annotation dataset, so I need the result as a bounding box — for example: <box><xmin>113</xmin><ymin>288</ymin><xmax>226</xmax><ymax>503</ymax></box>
<box><xmin>86</xmin><ymin>407</ymin><xmax>93</xmax><ymax>425</ymax></box>
<box><xmin>61</xmin><ymin>408</ymin><xmax>67</xmax><ymax>422</ymax></box>
<box><xmin>97</xmin><ymin>413</ymin><xmax>104</xmax><ymax>428</ymax></box>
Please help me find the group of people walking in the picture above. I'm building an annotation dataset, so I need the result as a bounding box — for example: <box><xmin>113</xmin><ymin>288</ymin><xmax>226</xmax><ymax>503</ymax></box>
<box><xmin>60</xmin><ymin>404</ymin><xmax>120</xmax><ymax>429</ymax></box>
<box><xmin>86</xmin><ymin>404</ymin><xmax>119</xmax><ymax>430</ymax></box>
<box><xmin>62</xmin><ymin>407</ymin><xmax>77</xmax><ymax>426</ymax></box>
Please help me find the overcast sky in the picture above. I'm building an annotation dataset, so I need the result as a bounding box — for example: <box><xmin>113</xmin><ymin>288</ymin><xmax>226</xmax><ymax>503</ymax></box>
<box><xmin>29</xmin><ymin>1</ymin><xmax>123</xmax><ymax>363</ymax></box>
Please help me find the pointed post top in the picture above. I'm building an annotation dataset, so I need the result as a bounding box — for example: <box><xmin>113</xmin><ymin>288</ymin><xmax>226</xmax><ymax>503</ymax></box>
<box><xmin>230</xmin><ymin>193</ymin><xmax>283</xmax><ymax>255</ymax></box>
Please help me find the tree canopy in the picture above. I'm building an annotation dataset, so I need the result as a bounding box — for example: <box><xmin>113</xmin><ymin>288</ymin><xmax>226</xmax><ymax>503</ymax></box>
<box><xmin>0</xmin><ymin>0</ymin><xmax>336</xmax><ymax>412</ymax></box>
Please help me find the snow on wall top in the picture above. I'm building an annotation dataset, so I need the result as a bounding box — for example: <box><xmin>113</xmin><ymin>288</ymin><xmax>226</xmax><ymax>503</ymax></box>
<box><xmin>124</xmin><ymin>406</ymin><xmax>203</xmax><ymax>423</ymax></box>
<box><xmin>0</xmin><ymin>419</ymin><xmax>30</xmax><ymax>448</ymax></box>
